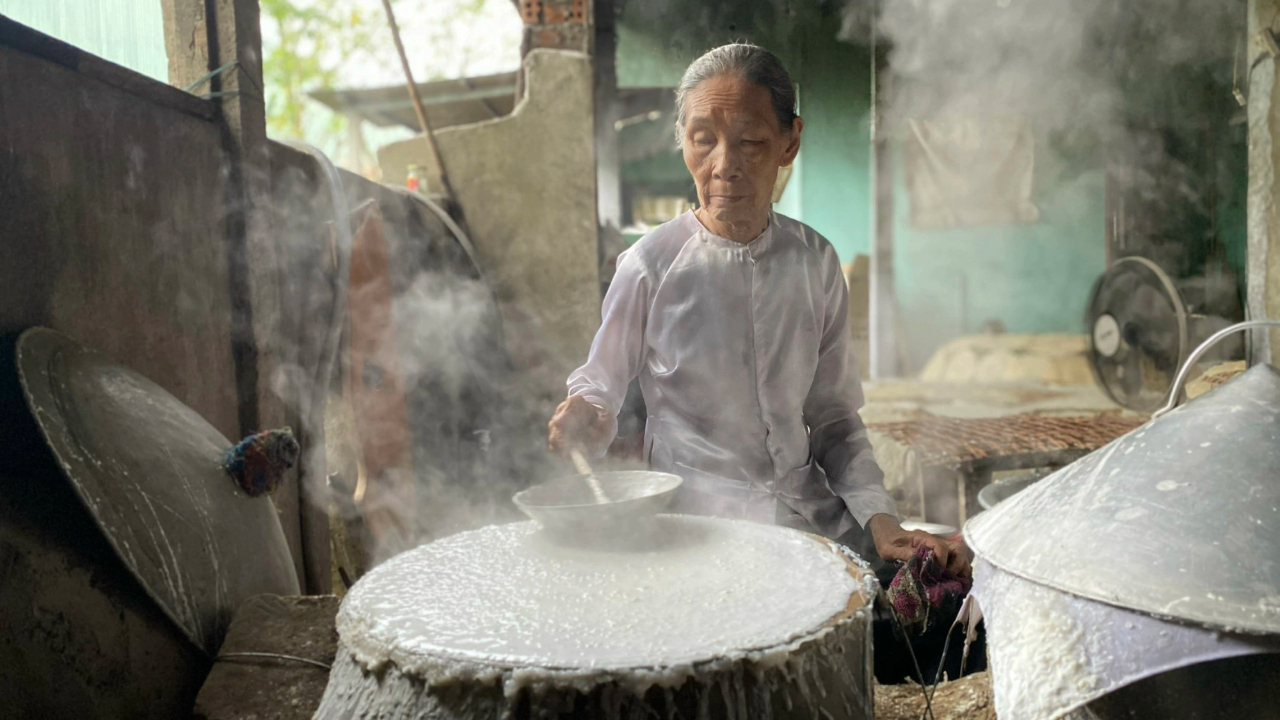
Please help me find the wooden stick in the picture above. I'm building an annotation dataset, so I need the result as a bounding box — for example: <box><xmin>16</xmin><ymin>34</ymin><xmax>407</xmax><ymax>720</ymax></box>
<box><xmin>569</xmin><ymin>448</ymin><xmax>610</xmax><ymax>504</ymax></box>
<box><xmin>378</xmin><ymin>0</ymin><xmax>456</xmax><ymax>200</ymax></box>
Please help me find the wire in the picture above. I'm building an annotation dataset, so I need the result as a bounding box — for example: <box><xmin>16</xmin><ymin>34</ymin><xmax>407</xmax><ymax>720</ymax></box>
<box><xmin>411</xmin><ymin>191</ymin><xmax>487</xmax><ymax>287</ymax></box>
<box><xmin>183</xmin><ymin>60</ymin><xmax>239</xmax><ymax>94</ymax></box>
<box><xmin>1154</xmin><ymin>319</ymin><xmax>1280</xmax><ymax>418</ymax></box>
<box><xmin>924</xmin><ymin>622</ymin><xmax>962</xmax><ymax>714</ymax></box>
<box><xmin>281</xmin><ymin>141</ymin><xmax>352</xmax><ymax>435</ymax></box>
<box><xmin>216</xmin><ymin>651</ymin><xmax>332</xmax><ymax>671</ymax></box>
<box><xmin>878</xmin><ymin>588</ymin><xmax>937</xmax><ymax>720</ymax></box>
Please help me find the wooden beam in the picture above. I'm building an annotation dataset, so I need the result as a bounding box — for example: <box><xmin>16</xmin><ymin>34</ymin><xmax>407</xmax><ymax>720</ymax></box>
<box><xmin>224</xmin><ymin>0</ymin><xmax>332</xmax><ymax>596</ymax></box>
<box><xmin>870</xmin><ymin>45</ymin><xmax>900</xmax><ymax>378</ymax></box>
<box><xmin>160</xmin><ymin>0</ymin><xmax>331</xmax><ymax>594</ymax></box>
<box><xmin>1249</xmin><ymin>0</ymin><xmax>1280</xmax><ymax>362</ymax></box>
<box><xmin>159</xmin><ymin>0</ymin><xmax>210</xmax><ymax>90</ymax></box>
<box><xmin>594</xmin><ymin>0</ymin><xmax>621</xmax><ymax>232</ymax></box>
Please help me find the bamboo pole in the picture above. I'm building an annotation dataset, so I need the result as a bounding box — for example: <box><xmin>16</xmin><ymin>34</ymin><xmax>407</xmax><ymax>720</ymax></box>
<box><xmin>378</xmin><ymin>0</ymin><xmax>456</xmax><ymax>200</ymax></box>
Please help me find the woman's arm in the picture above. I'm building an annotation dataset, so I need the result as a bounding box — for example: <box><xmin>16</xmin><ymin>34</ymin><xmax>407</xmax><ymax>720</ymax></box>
<box><xmin>803</xmin><ymin>248</ymin><xmax>969</xmax><ymax>574</ymax></box>
<box><xmin>549</xmin><ymin>251</ymin><xmax>651</xmax><ymax>458</ymax></box>
<box><xmin>802</xmin><ymin>250</ymin><xmax>897</xmax><ymax>525</ymax></box>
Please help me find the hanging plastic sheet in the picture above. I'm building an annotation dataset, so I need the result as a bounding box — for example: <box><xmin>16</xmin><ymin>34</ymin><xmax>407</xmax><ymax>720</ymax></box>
<box><xmin>904</xmin><ymin>115</ymin><xmax>1040</xmax><ymax>230</ymax></box>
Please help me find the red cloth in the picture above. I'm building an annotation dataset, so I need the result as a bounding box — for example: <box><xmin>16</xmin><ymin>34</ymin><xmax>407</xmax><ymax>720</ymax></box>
<box><xmin>886</xmin><ymin>545</ymin><xmax>972</xmax><ymax>630</ymax></box>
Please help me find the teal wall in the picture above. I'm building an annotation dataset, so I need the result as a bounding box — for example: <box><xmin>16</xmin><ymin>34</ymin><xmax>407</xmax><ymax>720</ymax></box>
<box><xmin>0</xmin><ymin>0</ymin><xmax>169</xmax><ymax>82</ymax></box>
<box><xmin>893</xmin><ymin>158</ymin><xmax>1107</xmax><ymax>371</ymax></box>
<box><xmin>616</xmin><ymin>24</ymin><xmax>689</xmax><ymax>87</ymax></box>
<box><xmin>1220</xmin><ymin>125</ymin><xmax>1249</xmax><ymax>289</ymax></box>
<box><xmin>791</xmin><ymin>27</ymin><xmax>873</xmax><ymax>259</ymax></box>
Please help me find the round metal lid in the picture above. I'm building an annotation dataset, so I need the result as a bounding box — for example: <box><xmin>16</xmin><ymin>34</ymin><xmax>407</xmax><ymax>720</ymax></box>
<box><xmin>965</xmin><ymin>363</ymin><xmax>1280</xmax><ymax>635</ymax></box>
<box><xmin>16</xmin><ymin>328</ymin><xmax>300</xmax><ymax>654</ymax></box>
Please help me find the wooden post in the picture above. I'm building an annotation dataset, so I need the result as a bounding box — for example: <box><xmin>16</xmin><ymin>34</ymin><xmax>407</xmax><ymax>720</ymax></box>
<box><xmin>593</xmin><ymin>0</ymin><xmax>622</xmax><ymax>235</ymax></box>
<box><xmin>869</xmin><ymin>42</ymin><xmax>900</xmax><ymax>378</ymax></box>
<box><xmin>160</xmin><ymin>0</ymin><xmax>331</xmax><ymax>594</ymax></box>
<box><xmin>159</xmin><ymin>0</ymin><xmax>209</xmax><ymax>89</ymax></box>
<box><xmin>1248</xmin><ymin>0</ymin><xmax>1280</xmax><ymax>362</ymax></box>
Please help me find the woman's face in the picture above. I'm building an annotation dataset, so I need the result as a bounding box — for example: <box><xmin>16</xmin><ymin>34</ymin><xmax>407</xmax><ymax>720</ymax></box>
<box><xmin>682</xmin><ymin>74</ymin><xmax>802</xmax><ymax>240</ymax></box>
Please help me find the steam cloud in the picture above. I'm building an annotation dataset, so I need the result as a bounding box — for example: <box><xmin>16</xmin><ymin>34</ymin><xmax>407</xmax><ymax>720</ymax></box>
<box><xmin>837</xmin><ymin>0</ymin><xmax>1244</xmax><ymax>512</ymax></box>
<box><xmin>258</xmin><ymin>153</ymin><xmax>575</xmax><ymax>571</ymax></box>
<box><xmin>848</xmin><ymin>0</ymin><xmax>1240</xmax><ymax>136</ymax></box>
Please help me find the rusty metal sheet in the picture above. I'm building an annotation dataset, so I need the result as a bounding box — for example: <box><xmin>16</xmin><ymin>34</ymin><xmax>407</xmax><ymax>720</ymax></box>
<box><xmin>16</xmin><ymin>328</ymin><xmax>299</xmax><ymax>654</ymax></box>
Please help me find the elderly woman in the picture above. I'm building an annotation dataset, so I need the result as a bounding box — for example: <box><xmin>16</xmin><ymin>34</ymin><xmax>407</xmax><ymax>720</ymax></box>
<box><xmin>548</xmin><ymin>43</ymin><xmax>966</xmax><ymax>574</ymax></box>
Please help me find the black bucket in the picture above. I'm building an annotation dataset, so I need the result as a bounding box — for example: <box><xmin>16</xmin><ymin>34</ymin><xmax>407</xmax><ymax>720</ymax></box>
<box><xmin>976</xmin><ymin>468</ymin><xmax>1052</xmax><ymax>511</ymax></box>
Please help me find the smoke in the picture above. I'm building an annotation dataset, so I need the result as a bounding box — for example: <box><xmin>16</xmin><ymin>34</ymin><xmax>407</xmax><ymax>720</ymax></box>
<box><xmin>842</xmin><ymin>0</ymin><xmax>1245</xmax><ymax>375</ymax></box>
<box><xmin>855</xmin><ymin>0</ymin><xmax>1242</xmax><ymax>250</ymax></box>
<box><xmin>858</xmin><ymin>0</ymin><xmax>1239</xmax><ymax>136</ymax></box>
<box><xmin>251</xmin><ymin>145</ymin><xmax>582</xmax><ymax>575</ymax></box>
<box><xmin>837</xmin><ymin>0</ymin><xmax>1245</xmax><ymax>512</ymax></box>
<box><xmin>395</xmin><ymin>272</ymin><xmax>496</xmax><ymax>393</ymax></box>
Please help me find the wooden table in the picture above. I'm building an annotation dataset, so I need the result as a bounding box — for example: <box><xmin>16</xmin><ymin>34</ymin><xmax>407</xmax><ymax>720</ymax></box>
<box><xmin>870</xmin><ymin>412</ymin><xmax>1148</xmax><ymax>527</ymax></box>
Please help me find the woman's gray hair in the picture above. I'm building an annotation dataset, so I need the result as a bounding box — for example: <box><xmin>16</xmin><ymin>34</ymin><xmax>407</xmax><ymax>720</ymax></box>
<box><xmin>675</xmin><ymin>43</ymin><xmax>797</xmax><ymax>143</ymax></box>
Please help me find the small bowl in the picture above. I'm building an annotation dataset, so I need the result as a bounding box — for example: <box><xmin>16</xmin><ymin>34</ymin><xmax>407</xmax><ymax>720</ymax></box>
<box><xmin>977</xmin><ymin>470</ymin><xmax>1051</xmax><ymax>511</ymax></box>
<box><xmin>513</xmin><ymin>471</ymin><xmax>683</xmax><ymax>546</ymax></box>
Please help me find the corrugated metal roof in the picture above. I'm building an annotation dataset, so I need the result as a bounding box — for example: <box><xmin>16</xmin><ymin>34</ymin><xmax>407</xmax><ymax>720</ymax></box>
<box><xmin>313</xmin><ymin>74</ymin><xmax>677</xmax><ymax>162</ymax></box>
<box><xmin>310</xmin><ymin>72</ymin><xmax>519</xmax><ymax>131</ymax></box>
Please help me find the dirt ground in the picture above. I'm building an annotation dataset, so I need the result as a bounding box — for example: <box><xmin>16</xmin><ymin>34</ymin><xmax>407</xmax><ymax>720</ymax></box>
<box><xmin>874</xmin><ymin>671</ymin><xmax>995</xmax><ymax>720</ymax></box>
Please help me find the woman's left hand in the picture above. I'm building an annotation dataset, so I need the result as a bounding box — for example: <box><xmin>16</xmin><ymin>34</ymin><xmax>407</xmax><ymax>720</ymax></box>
<box><xmin>866</xmin><ymin>514</ymin><xmax>971</xmax><ymax>576</ymax></box>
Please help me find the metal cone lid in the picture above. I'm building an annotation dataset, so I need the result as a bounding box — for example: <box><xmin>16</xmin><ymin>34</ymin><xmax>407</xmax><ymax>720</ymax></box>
<box><xmin>965</xmin><ymin>363</ymin><xmax>1280</xmax><ymax>634</ymax></box>
<box><xmin>16</xmin><ymin>328</ymin><xmax>299</xmax><ymax>653</ymax></box>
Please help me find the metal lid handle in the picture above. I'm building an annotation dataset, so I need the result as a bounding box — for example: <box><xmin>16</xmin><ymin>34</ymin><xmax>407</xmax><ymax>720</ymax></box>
<box><xmin>1153</xmin><ymin>319</ymin><xmax>1280</xmax><ymax>418</ymax></box>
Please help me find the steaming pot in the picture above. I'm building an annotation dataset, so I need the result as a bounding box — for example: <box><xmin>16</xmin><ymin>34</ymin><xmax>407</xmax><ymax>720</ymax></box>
<box><xmin>315</xmin><ymin>516</ymin><xmax>878</xmax><ymax>720</ymax></box>
<box><xmin>965</xmin><ymin>321</ymin><xmax>1280</xmax><ymax>718</ymax></box>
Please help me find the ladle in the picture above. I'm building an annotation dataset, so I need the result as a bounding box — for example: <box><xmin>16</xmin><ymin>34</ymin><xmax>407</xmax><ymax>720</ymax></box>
<box><xmin>568</xmin><ymin>448</ymin><xmax>610</xmax><ymax>504</ymax></box>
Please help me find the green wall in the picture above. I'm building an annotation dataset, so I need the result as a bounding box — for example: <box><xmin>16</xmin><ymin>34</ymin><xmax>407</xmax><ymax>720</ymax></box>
<box><xmin>616</xmin><ymin>24</ymin><xmax>689</xmax><ymax>88</ymax></box>
<box><xmin>893</xmin><ymin>158</ymin><xmax>1107</xmax><ymax>371</ymax></box>
<box><xmin>791</xmin><ymin>29</ymin><xmax>872</xmax><ymax>259</ymax></box>
<box><xmin>1220</xmin><ymin>125</ymin><xmax>1249</xmax><ymax>288</ymax></box>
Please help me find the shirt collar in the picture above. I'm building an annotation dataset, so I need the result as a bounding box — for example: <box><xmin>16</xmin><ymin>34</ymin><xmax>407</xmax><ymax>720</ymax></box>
<box><xmin>690</xmin><ymin>210</ymin><xmax>776</xmax><ymax>254</ymax></box>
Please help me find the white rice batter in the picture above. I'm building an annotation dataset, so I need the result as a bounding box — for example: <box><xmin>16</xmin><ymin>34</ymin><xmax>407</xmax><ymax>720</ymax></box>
<box><xmin>338</xmin><ymin>515</ymin><xmax>859</xmax><ymax>672</ymax></box>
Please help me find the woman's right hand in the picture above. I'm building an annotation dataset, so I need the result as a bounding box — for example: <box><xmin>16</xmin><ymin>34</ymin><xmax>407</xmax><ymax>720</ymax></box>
<box><xmin>547</xmin><ymin>396</ymin><xmax>613</xmax><ymax>456</ymax></box>
<box><xmin>867</xmin><ymin>514</ymin><xmax>971</xmax><ymax>577</ymax></box>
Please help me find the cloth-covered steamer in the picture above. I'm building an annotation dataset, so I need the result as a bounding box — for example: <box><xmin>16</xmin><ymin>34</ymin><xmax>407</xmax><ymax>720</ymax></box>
<box><xmin>965</xmin><ymin>325</ymin><xmax>1280</xmax><ymax>719</ymax></box>
<box><xmin>314</xmin><ymin>515</ymin><xmax>878</xmax><ymax>719</ymax></box>
<box><xmin>970</xmin><ymin>559</ymin><xmax>1280</xmax><ymax>720</ymax></box>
